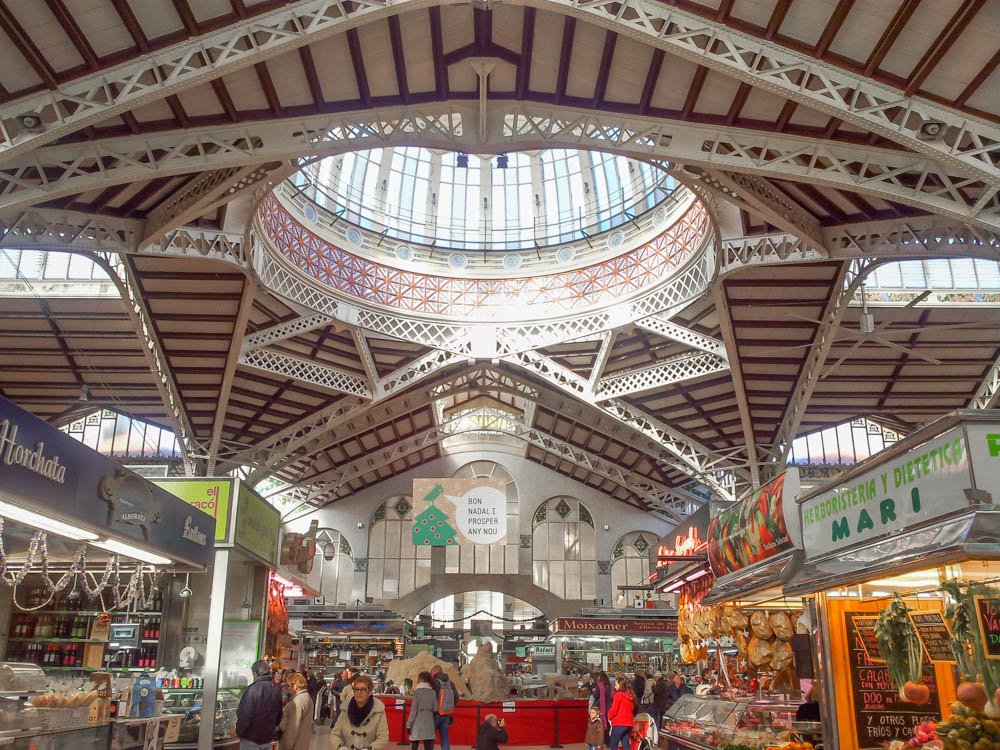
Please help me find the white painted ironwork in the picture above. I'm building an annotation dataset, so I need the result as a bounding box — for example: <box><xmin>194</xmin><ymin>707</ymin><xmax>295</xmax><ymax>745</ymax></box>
<box><xmin>376</xmin><ymin>348</ymin><xmax>469</xmax><ymax>399</ymax></box>
<box><xmin>239</xmin><ymin>347</ymin><xmax>372</xmax><ymax>398</ymax></box>
<box><xmin>93</xmin><ymin>251</ymin><xmax>202</xmax><ymax>473</ymax></box>
<box><xmin>767</xmin><ymin>260</ymin><xmax>874</xmax><ymax>469</ymax></box>
<box><xmin>3</xmin><ymin>103</ymin><xmax>994</xmax><ymax>228</ymax></box>
<box><xmin>242</xmin><ymin>314</ymin><xmax>334</xmax><ymax>352</ymax></box>
<box><xmin>507</xmin><ymin>348</ymin><xmax>742</xmax><ymax>499</ymax></box>
<box><xmin>596</xmin><ymin>352</ymin><xmax>729</xmax><ymax>399</ymax></box>
<box><xmin>0</xmin><ymin>0</ymin><xmax>408</xmax><ymax>163</ymax></box>
<box><xmin>588</xmin><ymin>331</ymin><xmax>617</xmax><ymax>390</ymax></box>
<box><xmin>633</xmin><ymin>316</ymin><xmax>726</xmax><ymax>356</ymax></box>
<box><xmin>968</xmin><ymin>353</ymin><xmax>1000</xmax><ymax>410</ymax></box>
<box><xmin>549</xmin><ymin>0</ymin><xmax>1000</xmax><ymax>187</ymax></box>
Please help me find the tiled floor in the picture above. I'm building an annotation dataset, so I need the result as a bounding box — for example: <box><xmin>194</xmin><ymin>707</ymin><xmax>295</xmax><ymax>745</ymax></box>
<box><xmin>308</xmin><ymin>725</ymin><xmax>589</xmax><ymax>750</ymax></box>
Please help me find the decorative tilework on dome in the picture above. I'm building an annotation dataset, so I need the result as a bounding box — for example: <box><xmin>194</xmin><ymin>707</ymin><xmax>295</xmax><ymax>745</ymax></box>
<box><xmin>258</xmin><ymin>194</ymin><xmax>709</xmax><ymax>319</ymax></box>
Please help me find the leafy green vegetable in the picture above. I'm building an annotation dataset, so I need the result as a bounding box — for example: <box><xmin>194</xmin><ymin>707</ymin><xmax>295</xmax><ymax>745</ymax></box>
<box><xmin>875</xmin><ymin>592</ymin><xmax>923</xmax><ymax>698</ymax></box>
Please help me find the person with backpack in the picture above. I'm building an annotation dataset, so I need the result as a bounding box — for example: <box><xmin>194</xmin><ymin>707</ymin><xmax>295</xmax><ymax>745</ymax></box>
<box><xmin>430</xmin><ymin>665</ymin><xmax>459</xmax><ymax>750</ymax></box>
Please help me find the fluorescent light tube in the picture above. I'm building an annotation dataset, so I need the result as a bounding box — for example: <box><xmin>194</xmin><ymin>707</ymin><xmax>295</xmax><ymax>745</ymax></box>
<box><xmin>0</xmin><ymin>500</ymin><xmax>99</xmax><ymax>541</ymax></box>
<box><xmin>92</xmin><ymin>538</ymin><xmax>172</xmax><ymax>566</ymax></box>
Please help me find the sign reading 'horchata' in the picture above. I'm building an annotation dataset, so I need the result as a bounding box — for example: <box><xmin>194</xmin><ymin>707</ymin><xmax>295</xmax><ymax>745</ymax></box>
<box><xmin>800</xmin><ymin>428</ymin><xmax>972</xmax><ymax>557</ymax></box>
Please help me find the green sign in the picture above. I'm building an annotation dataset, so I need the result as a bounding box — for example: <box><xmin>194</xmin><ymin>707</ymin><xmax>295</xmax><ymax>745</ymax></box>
<box><xmin>153</xmin><ymin>478</ymin><xmax>233</xmax><ymax>543</ymax></box>
<box><xmin>515</xmin><ymin>647</ymin><xmax>526</xmax><ymax>657</ymax></box>
<box><xmin>220</xmin><ymin>620</ymin><xmax>260</xmax><ymax>688</ymax></box>
<box><xmin>624</xmin><ymin>638</ymin><xmax>633</xmax><ymax>652</ymax></box>
<box><xmin>234</xmin><ymin>484</ymin><xmax>280</xmax><ymax>564</ymax></box>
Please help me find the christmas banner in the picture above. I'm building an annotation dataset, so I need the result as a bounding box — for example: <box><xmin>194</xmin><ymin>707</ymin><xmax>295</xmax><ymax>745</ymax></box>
<box><xmin>412</xmin><ymin>478</ymin><xmax>508</xmax><ymax>546</ymax></box>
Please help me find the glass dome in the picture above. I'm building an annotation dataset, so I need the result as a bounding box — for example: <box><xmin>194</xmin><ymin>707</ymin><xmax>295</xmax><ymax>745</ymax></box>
<box><xmin>291</xmin><ymin>148</ymin><xmax>678</xmax><ymax>252</ymax></box>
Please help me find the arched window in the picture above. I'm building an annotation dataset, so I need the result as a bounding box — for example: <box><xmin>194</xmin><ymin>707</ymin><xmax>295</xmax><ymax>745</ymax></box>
<box><xmin>531</xmin><ymin>497</ymin><xmax>597</xmax><ymax>600</ymax></box>
<box><xmin>366</xmin><ymin>495</ymin><xmax>432</xmax><ymax>599</ymax></box>
<box><xmin>610</xmin><ymin>531</ymin><xmax>654</xmax><ymax>609</ymax></box>
<box><xmin>447</xmin><ymin>461</ymin><xmax>519</xmax><ymax>575</ymax></box>
<box><xmin>315</xmin><ymin>528</ymin><xmax>356</xmax><ymax>606</ymax></box>
<box><xmin>420</xmin><ymin>591</ymin><xmax>543</xmax><ymax>631</ymax></box>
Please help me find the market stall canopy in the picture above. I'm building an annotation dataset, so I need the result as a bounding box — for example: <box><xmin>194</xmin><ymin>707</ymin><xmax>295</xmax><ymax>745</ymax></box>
<box><xmin>0</xmin><ymin>395</ymin><xmax>214</xmax><ymax>569</ymax></box>
<box><xmin>784</xmin><ymin>410</ymin><xmax>1000</xmax><ymax>597</ymax></box>
<box><xmin>700</xmin><ymin>469</ymin><xmax>801</xmax><ymax>606</ymax></box>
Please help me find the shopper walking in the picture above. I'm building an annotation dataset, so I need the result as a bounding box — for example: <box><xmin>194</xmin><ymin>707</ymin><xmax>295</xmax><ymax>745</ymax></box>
<box><xmin>407</xmin><ymin>671</ymin><xmax>437</xmax><ymax>750</ymax></box>
<box><xmin>650</xmin><ymin>672</ymin><xmax>668</xmax><ymax>727</ymax></box>
<box><xmin>475</xmin><ymin>714</ymin><xmax>508</xmax><ymax>750</ymax></box>
<box><xmin>430</xmin><ymin>664</ymin><xmax>459</xmax><ymax>750</ymax></box>
<box><xmin>589</xmin><ymin>671</ymin><xmax>613</xmax><ymax>742</ymax></box>
<box><xmin>632</xmin><ymin>669</ymin><xmax>646</xmax><ymax>708</ymax></box>
<box><xmin>278</xmin><ymin>672</ymin><xmax>314</xmax><ymax>750</ymax></box>
<box><xmin>330</xmin><ymin>674</ymin><xmax>390</xmax><ymax>750</ymax></box>
<box><xmin>235</xmin><ymin>659</ymin><xmax>283</xmax><ymax>750</ymax></box>
<box><xmin>663</xmin><ymin>673</ymin><xmax>691</xmax><ymax>713</ymax></box>
<box><xmin>607</xmin><ymin>676</ymin><xmax>635</xmax><ymax>750</ymax></box>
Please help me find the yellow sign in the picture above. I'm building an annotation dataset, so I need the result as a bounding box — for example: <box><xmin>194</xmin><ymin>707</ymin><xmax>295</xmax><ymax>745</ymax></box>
<box><xmin>152</xmin><ymin>478</ymin><xmax>233</xmax><ymax>542</ymax></box>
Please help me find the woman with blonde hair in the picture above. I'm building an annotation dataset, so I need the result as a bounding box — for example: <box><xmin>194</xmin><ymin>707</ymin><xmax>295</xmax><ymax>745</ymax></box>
<box><xmin>331</xmin><ymin>674</ymin><xmax>389</xmax><ymax>750</ymax></box>
<box><xmin>278</xmin><ymin>672</ymin><xmax>314</xmax><ymax>750</ymax></box>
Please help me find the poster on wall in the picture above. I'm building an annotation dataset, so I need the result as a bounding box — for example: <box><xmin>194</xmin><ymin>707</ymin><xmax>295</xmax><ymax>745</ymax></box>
<box><xmin>706</xmin><ymin>470</ymin><xmax>800</xmax><ymax>577</ymax></box>
<box><xmin>411</xmin><ymin>478</ymin><xmax>507</xmax><ymax>546</ymax></box>
<box><xmin>219</xmin><ymin>620</ymin><xmax>261</xmax><ymax>689</ymax></box>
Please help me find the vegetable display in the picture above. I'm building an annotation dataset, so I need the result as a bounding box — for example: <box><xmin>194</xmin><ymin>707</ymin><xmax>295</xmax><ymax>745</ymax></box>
<box><xmin>934</xmin><ymin>702</ymin><xmax>1000</xmax><ymax>750</ymax></box>
<box><xmin>942</xmin><ymin>580</ymin><xmax>1000</xmax><ymax>711</ymax></box>
<box><xmin>875</xmin><ymin>593</ymin><xmax>930</xmax><ymax>706</ymax></box>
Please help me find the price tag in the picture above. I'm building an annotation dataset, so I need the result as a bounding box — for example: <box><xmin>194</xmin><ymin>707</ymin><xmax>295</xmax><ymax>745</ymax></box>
<box><xmin>502</xmin><ymin>701</ymin><xmax>516</xmax><ymax>713</ymax></box>
<box><xmin>909</xmin><ymin>611</ymin><xmax>955</xmax><ymax>663</ymax></box>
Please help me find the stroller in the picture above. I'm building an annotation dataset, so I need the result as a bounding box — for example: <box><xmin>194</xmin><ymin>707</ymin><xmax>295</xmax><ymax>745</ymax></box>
<box><xmin>630</xmin><ymin>712</ymin><xmax>658</xmax><ymax>750</ymax></box>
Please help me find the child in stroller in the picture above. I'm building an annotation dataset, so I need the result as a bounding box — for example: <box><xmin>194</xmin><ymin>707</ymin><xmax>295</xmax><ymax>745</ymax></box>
<box><xmin>630</xmin><ymin>712</ymin><xmax>658</xmax><ymax>750</ymax></box>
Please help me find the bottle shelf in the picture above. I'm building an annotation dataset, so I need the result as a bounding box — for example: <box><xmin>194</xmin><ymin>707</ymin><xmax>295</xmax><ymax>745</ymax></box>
<box><xmin>7</xmin><ymin>638</ymin><xmax>104</xmax><ymax>644</ymax></box>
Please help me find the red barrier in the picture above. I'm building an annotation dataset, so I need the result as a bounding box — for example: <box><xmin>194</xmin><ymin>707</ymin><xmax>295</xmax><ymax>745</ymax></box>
<box><xmin>379</xmin><ymin>698</ymin><xmax>589</xmax><ymax>747</ymax></box>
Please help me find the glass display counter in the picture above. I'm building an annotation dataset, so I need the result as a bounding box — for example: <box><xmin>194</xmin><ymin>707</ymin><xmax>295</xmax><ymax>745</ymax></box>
<box><xmin>161</xmin><ymin>689</ymin><xmax>239</xmax><ymax>749</ymax></box>
<box><xmin>662</xmin><ymin>694</ymin><xmax>806</xmax><ymax>749</ymax></box>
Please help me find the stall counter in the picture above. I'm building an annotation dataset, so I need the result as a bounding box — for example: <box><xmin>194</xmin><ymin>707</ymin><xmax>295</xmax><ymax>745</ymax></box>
<box><xmin>381</xmin><ymin>698</ymin><xmax>588</xmax><ymax>746</ymax></box>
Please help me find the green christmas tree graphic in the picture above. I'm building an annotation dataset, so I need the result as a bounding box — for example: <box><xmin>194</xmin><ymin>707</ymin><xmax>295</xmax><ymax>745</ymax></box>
<box><xmin>412</xmin><ymin>499</ymin><xmax>458</xmax><ymax>547</ymax></box>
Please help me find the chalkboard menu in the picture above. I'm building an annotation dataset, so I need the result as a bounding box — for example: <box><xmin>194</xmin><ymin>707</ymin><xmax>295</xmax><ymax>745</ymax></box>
<box><xmin>852</xmin><ymin>615</ymin><xmax>884</xmax><ymax>663</ymax></box>
<box><xmin>973</xmin><ymin>596</ymin><xmax>1000</xmax><ymax>660</ymax></box>
<box><xmin>845</xmin><ymin>612</ymin><xmax>941</xmax><ymax>750</ymax></box>
<box><xmin>909</xmin><ymin>611</ymin><xmax>956</xmax><ymax>664</ymax></box>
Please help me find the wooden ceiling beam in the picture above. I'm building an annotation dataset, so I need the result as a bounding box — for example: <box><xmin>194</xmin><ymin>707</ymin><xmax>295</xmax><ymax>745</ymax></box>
<box><xmin>814</xmin><ymin>0</ymin><xmax>854</xmax><ymax>56</ymax></box>
<box><xmin>864</xmin><ymin>0</ymin><xmax>920</xmax><ymax>76</ymax></box>
<box><xmin>592</xmin><ymin>31</ymin><xmax>618</xmax><ymax>107</ymax></box>
<box><xmin>172</xmin><ymin>0</ymin><xmax>201</xmax><ymax>36</ymax></box>
<box><xmin>0</xmin><ymin>5</ymin><xmax>58</xmax><ymax>89</ymax></box>
<box><xmin>905</xmin><ymin>0</ymin><xmax>985</xmax><ymax>97</ymax></box>
<box><xmin>210</xmin><ymin>79</ymin><xmax>239</xmax><ymax>122</ymax></box>
<box><xmin>254</xmin><ymin>62</ymin><xmax>284</xmax><ymax>117</ymax></box>
<box><xmin>387</xmin><ymin>15</ymin><xmax>410</xmax><ymax>105</ymax></box>
<box><xmin>555</xmin><ymin>16</ymin><xmax>576</xmax><ymax>105</ymax></box>
<box><xmin>44</xmin><ymin>0</ymin><xmax>99</xmax><ymax>71</ymax></box>
<box><xmin>638</xmin><ymin>49</ymin><xmax>665</xmax><ymax>116</ymax></box>
<box><xmin>955</xmin><ymin>48</ymin><xmax>1000</xmax><ymax>108</ymax></box>
<box><xmin>110</xmin><ymin>0</ymin><xmax>150</xmax><ymax>53</ymax></box>
<box><xmin>345</xmin><ymin>29</ymin><xmax>371</xmax><ymax>107</ymax></box>
<box><xmin>764</xmin><ymin>0</ymin><xmax>793</xmax><ymax>40</ymax></box>
<box><xmin>515</xmin><ymin>7</ymin><xmax>534</xmax><ymax>99</ymax></box>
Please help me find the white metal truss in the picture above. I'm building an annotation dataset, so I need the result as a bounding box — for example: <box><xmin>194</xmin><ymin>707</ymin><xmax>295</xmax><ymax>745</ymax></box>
<box><xmin>239</xmin><ymin>347</ymin><xmax>372</xmax><ymax>398</ymax></box>
<box><xmin>503</xmin><ymin>107</ymin><xmax>1000</xmax><ymax>230</ymax></box>
<box><xmin>548</xmin><ymin>0</ymin><xmax>1000</xmax><ymax>187</ymax></box>
<box><xmin>285</xmin><ymin>412</ymin><xmax>698</xmax><ymax>521</ymax></box>
<box><xmin>352</xmin><ymin>330</ymin><xmax>380</xmax><ymax>394</ymax></box>
<box><xmin>587</xmin><ymin>330</ymin><xmax>617</xmax><ymax>391</ymax></box>
<box><xmin>968</xmin><ymin>353</ymin><xmax>1000</xmax><ymax>410</ymax></box>
<box><xmin>92</xmin><ymin>251</ymin><xmax>202</xmax><ymax>473</ymax></box>
<box><xmin>720</xmin><ymin>216</ymin><xmax>1000</xmax><ymax>276</ymax></box>
<box><xmin>3</xmin><ymin>103</ymin><xmax>996</xmax><ymax>229</ymax></box>
<box><xmin>506</xmin><ymin>348</ymin><xmax>743</xmax><ymax>500</ymax></box>
<box><xmin>633</xmin><ymin>316</ymin><xmax>726</xmax><ymax>356</ymax></box>
<box><xmin>0</xmin><ymin>0</ymin><xmax>408</xmax><ymax>163</ymax></box>
<box><xmin>0</xmin><ymin>207</ymin><xmax>247</xmax><ymax>266</ymax></box>
<box><xmin>242</xmin><ymin>314</ymin><xmax>335</xmax><ymax>352</ymax></box>
<box><xmin>685</xmin><ymin>167</ymin><xmax>826</xmax><ymax>250</ymax></box>
<box><xmin>375</xmin><ymin>348</ymin><xmax>469</xmax><ymax>400</ymax></box>
<box><xmin>596</xmin><ymin>352</ymin><xmax>729</xmax><ymax>400</ymax></box>
<box><xmin>767</xmin><ymin>260</ymin><xmax>874</xmax><ymax>470</ymax></box>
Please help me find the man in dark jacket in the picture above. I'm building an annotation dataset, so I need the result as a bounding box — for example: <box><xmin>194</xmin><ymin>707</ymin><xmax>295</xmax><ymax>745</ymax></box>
<box><xmin>235</xmin><ymin>659</ymin><xmax>283</xmax><ymax>750</ymax></box>
<box><xmin>663</xmin><ymin>673</ymin><xmax>692</xmax><ymax>712</ymax></box>
<box><xmin>476</xmin><ymin>714</ymin><xmax>509</xmax><ymax>750</ymax></box>
<box><xmin>651</xmin><ymin>672</ymin><xmax>669</xmax><ymax>726</ymax></box>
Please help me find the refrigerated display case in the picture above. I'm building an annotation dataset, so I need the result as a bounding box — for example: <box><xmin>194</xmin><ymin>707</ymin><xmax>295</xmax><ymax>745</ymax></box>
<box><xmin>162</xmin><ymin>689</ymin><xmax>240</xmax><ymax>749</ymax></box>
<box><xmin>661</xmin><ymin>693</ymin><xmax>809</xmax><ymax>749</ymax></box>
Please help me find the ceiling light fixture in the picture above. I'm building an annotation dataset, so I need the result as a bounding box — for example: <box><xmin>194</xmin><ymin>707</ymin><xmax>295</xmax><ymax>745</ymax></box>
<box><xmin>0</xmin><ymin>500</ymin><xmax>99</xmax><ymax>542</ymax></box>
<box><xmin>92</xmin><ymin>538</ymin><xmax>172</xmax><ymax>566</ymax></box>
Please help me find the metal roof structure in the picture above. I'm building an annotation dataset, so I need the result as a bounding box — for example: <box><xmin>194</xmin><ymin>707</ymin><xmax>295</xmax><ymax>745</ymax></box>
<box><xmin>0</xmin><ymin>0</ymin><xmax>997</xmax><ymax>523</ymax></box>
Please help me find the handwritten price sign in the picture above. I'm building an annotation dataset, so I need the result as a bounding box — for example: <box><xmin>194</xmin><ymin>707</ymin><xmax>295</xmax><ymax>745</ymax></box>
<box><xmin>974</xmin><ymin>596</ymin><xmax>1000</xmax><ymax>660</ymax></box>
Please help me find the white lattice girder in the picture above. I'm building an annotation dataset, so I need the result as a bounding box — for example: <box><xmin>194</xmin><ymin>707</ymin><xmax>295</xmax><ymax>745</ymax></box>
<box><xmin>969</xmin><ymin>352</ymin><xmax>1000</xmax><ymax>410</ymax></box>
<box><xmin>239</xmin><ymin>347</ymin><xmax>372</xmax><ymax>398</ymax></box>
<box><xmin>720</xmin><ymin>217</ymin><xmax>1000</xmax><ymax>275</ymax></box>
<box><xmin>376</xmin><ymin>348</ymin><xmax>469</xmax><ymax>399</ymax></box>
<box><xmin>142</xmin><ymin>162</ymin><xmax>285</xmax><ymax>247</ymax></box>
<box><xmin>767</xmin><ymin>260</ymin><xmax>873</xmax><ymax>467</ymax></box>
<box><xmin>596</xmin><ymin>353</ymin><xmax>729</xmax><ymax>399</ymax></box>
<box><xmin>687</xmin><ymin>168</ymin><xmax>826</xmax><ymax>249</ymax></box>
<box><xmin>92</xmin><ymin>251</ymin><xmax>202</xmax><ymax>473</ymax></box>
<box><xmin>587</xmin><ymin>330</ymin><xmax>617</xmax><ymax>390</ymax></box>
<box><xmin>255</xmin><ymin>228</ymin><xmax>717</xmax><ymax>357</ymax></box>
<box><xmin>290</xmin><ymin>413</ymin><xmax>695</xmax><ymax>521</ymax></box>
<box><xmin>633</xmin><ymin>316</ymin><xmax>726</xmax><ymax>356</ymax></box>
<box><xmin>502</xmin><ymin>107</ymin><xmax>999</xmax><ymax>230</ymax></box>
<box><xmin>507</xmin><ymin>348</ymin><xmax>742</xmax><ymax>499</ymax></box>
<box><xmin>4</xmin><ymin>104</ymin><xmax>996</xmax><ymax>229</ymax></box>
<box><xmin>242</xmin><ymin>314</ymin><xmax>335</xmax><ymax>352</ymax></box>
<box><xmin>0</xmin><ymin>207</ymin><xmax>247</xmax><ymax>266</ymax></box>
<box><xmin>0</xmin><ymin>0</ymin><xmax>412</xmax><ymax>164</ymax></box>
<box><xmin>546</xmin><ymin>0</ymin><xmax>1000</xmax><ymax>187</ymax></box>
